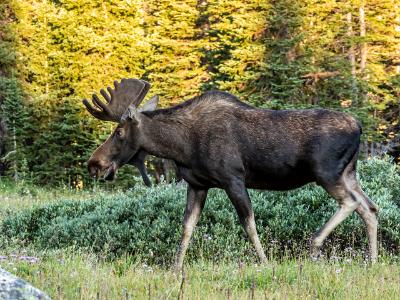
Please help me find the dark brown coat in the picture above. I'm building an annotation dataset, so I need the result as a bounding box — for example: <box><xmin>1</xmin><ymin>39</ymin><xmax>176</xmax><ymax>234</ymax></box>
<box><xmin>84</xmin><ymin>80</ymin><xmax>378</xmax><ymax>270</ymax></box>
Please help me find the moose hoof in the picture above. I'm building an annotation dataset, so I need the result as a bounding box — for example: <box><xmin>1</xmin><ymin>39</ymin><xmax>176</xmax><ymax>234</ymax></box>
<box><xmin>310</xmin><ymin>249</ymin><xmax>322</xmax><ymax>261</ymax></box>
<box><xmin>173</xmin><ymin>263</ymin><xmax>183</xmax><ymax>275</ymax></box>
<box><xmin>309</xmin><ymin>240</ymin><xmax>323</xmax><ymax>261</ymax></box>
<box><xmin>367</xmin><ymin>253</ymin><xmax>377</xmax><ymax>265</ymax></box>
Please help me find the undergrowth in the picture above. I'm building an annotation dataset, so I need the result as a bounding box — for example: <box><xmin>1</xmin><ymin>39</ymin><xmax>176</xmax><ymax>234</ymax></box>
<box><xmin>1</xmin><ymin>158</ymin><xmax>399</xmax><ymax>264</ymax></box>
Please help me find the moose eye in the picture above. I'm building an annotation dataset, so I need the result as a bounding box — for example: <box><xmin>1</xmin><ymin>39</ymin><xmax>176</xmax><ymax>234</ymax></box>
<box><xmin>115</xmin><ymin>128</ymin><xmax>124</xmax><ymax>138</ymax></box>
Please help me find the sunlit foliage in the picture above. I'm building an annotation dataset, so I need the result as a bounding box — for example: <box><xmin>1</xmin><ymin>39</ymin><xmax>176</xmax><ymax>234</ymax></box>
<box><xmin>0</xmin><ymin>0</ymin><xmax>399</xmax><ymax>186</ymax></box>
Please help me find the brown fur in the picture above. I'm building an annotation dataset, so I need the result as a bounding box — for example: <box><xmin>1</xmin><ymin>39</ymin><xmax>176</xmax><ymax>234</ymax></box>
<box><xmin>85</xmin><ymin>83</ymin><xmax>378</xmax><ymax>270</ymax></box>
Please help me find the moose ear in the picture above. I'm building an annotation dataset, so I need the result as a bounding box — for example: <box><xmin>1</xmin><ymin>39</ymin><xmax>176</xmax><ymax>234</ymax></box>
<box><xmin>121</xmin><ymin>106</ymin><xmax>139</xmax><ymax>124</ymax></box>
<box><xmin>139</xmin><ymin>95</ymin><xmax>159</xmax><ymax>112</ymax></box>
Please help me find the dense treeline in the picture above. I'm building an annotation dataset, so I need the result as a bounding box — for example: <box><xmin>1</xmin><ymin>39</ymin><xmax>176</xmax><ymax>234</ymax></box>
<box><xmin>0</xmin><ymin>0</ymin><xmax>399</xmax><ymax>187</ymax></box>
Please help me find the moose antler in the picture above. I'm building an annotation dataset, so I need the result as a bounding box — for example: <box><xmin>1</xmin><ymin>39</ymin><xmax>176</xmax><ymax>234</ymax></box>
<box><xmin>83</xmin><ymin>78</ymin><xmax>150</xmax><ymax>122</ymax></box>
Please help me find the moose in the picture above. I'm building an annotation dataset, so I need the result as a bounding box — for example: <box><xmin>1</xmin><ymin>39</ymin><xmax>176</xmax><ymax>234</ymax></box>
<box><xmin>83</xmin><ymin>78</ymin><xmax>378</xmax><ymax>270</ymax></box>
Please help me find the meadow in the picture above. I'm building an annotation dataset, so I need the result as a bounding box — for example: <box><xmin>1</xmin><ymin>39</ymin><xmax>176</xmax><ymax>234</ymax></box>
<box><xmin>0</xmin><ymin>158</ymin><xmax>399</xmax><ymax>299</ymax></box>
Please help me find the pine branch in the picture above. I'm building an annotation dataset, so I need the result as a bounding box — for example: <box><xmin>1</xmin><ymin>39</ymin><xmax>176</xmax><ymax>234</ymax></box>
<box><xmin>0</xmin><ymin>150</ymin><xmax>16</xmax><ymax>162</ymax></box>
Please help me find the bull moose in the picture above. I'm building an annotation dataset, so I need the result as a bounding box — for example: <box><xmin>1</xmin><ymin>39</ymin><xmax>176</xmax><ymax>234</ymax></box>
<box><xmin>83</xmin><ymin>78</ymin><xmax>378</xmax><ymax>270</ymax></box>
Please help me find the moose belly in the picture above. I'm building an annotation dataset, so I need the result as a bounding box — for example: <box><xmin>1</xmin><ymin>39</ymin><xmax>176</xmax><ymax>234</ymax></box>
<box><xmin>244</xmin><ymin>163</ymin><xmax>315</xmax><ymax>191</ymax></box>
<box><xmin>178</xmin><ymin>166</ymin><xmax>220</xmax><ymax>188</ymax></box>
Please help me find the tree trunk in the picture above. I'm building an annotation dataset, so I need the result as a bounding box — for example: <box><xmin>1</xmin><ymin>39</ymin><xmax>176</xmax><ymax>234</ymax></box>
<box><xmin>12</xmin><ymin>124</ymin><xmax>18</xmax><ymax>181</ymax></box>
<box><xmin>359</xmin><ymin>6</ymin><xmax>367</xmax><ymax>73</ymax></box>
<box><xmin>346</xmin><ymin>12</ymin><xmax>356</xmax><ymax>77</ymax></box>
<box><xmin>346</xmin><ymin>11</ymin><xmax>358</xmax><ymax>102</ymax></box>
<box><xmin>396</xmin><ymin>5</ymin><xmax>400</xmax><ymax>74</ymax></box>
<box><xmin>0</xmin><ymin>120</ymin><xmax>6</xmax><ymax>157</ymax></box>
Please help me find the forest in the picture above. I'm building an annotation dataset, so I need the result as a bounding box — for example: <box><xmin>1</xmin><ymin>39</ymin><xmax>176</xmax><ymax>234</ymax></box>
<box><xmin>1</xmin><ymin>1</ymin><xmax>400</xmax><ymax>298</ymax></box>
<box><xmin>0</xmin><ymin>0</ymin><xmax>399</xmax><ymax>188</ymax></box>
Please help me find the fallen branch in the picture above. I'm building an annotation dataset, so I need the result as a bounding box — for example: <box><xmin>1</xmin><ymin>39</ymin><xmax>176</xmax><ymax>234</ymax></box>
<box><xmin>302</xmin><ymin>71</ymin><xmax>341</xmax><ymax>82</ymax></box>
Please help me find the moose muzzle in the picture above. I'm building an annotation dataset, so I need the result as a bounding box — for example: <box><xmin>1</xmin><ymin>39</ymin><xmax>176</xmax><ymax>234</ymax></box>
<box><xmin>88</xmin><ymin>159</ymin><xmax>117</xmax><ymax>181</ymax></box>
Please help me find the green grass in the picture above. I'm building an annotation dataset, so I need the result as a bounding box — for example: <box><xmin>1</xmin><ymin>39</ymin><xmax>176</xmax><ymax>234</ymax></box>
<box><xmin>0</xmin><ymin>179</ymin><xmax>109</xmax><ymax>220</ymax></box>
<box><xmin>1</xmin><ymin>250</ymin><xmax>399</xmax><ymax>299</ymax></box>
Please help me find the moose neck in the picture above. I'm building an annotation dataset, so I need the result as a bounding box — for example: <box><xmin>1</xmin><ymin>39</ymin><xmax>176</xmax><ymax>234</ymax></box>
<box><xmin>139</xmin><ymin>113</ymin><xmax>191</xmax><ymax>165</ymax></box>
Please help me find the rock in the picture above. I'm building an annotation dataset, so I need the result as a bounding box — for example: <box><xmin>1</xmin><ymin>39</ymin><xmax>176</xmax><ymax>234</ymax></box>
<box><xmin>0</xmin><ymin>267</ymin><xmax>51</xmax><ymax>300</ymax></box>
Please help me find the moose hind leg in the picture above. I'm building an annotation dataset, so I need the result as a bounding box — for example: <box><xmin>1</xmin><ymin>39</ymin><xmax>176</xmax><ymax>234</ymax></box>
<box><xmin>311</xmin><ymin>182</ymin><xmax>361</xmax><ymax>257</ymax></box>
<box><xmin>225</xmin><ymin>179</ymin><xmax>267</xmax><ymax>264</ymax></box>
<box><xmin>353</xmin><ymin>186</ymin><xmax>378</xmax><ymax>262</ymax></box>
<box><xmin>174</xmin><ymin>185</ymin><xmax>208</xmax><ymax>272</ymax></box>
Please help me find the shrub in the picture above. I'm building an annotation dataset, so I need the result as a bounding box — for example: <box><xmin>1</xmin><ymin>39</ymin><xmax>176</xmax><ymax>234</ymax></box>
<box><xmin>1</xmin><ymin>158</ymin><xmax>399</xmax><ymax>263</ymax></box>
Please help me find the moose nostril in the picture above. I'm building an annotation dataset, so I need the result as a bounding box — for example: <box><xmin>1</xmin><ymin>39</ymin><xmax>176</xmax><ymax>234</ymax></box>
<box><xmin>89</xmin><ymin>167</ymin><xmax>98</xmax><ymax>178</ymax></box>
<box><xmin>88</xmin><ymin>160</ymin><xmax>104</xmax><ymax>178</ymax></box>
<box><xmin>88</xmin><ymin>165</ymin><xmax>97</xmax><ymax>178</ymax></box>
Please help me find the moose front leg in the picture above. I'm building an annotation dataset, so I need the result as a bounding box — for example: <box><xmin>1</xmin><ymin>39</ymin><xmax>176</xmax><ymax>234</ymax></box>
<box><xmin>175</xmin><ymin>185</ymin><xmax>208</xmax><ymax>272</ymax></box>
<box><xmin>128</xmin><ymin>151</ymin><xmax>152</xmax><ymax>187</ymax></box>
<box><xmin>225</xmin><ymin>178</ymin><xmax>267</xmax><ymax>264</ymax></box>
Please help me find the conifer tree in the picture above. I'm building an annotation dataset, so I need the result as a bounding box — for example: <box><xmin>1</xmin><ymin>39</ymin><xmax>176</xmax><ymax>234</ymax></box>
<box><xmin>142</xmin><ymin>0</ymin><xmax>208</xmax><ymax>106</ymax></box>
<box><xmin>12</xmin><ymin>0</ymin><xmax>151</xmax><ymax>185</ymax></box>
<box><xmin>255</xmin><ymin>0</ymin><xmax>312</xmax><ymax>107</ymax></box>
<box><xmin>301</xmin><ymin>0</ymin><xmax>358</xmax><ymax>107</ymax></box>
<box><xmin>29</xmin><ymin>97</ymin><xmax>95</xmax><ymax>185</ymax></box>
<box><xmin>199</xmin><ymin>0</ymin><xmax>268</xmax><ymax>102</ymax></box>
<box><xmin>0</xmin><ymin>1</ymin><xmax>31</xmax><ymax>180</ymax></box>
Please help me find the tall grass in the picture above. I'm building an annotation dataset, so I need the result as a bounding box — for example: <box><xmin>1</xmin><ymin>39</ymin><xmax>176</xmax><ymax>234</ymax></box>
<box><xmin>1</xmin><ymin>250</ymin><xmax>399</xmax><ymax>299</ymax></box>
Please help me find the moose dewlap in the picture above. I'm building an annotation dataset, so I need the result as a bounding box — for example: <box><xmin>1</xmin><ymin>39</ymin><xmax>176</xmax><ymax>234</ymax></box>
<box><xmin>83</xmin><ymin>78</ymin><xmax>378</xmax><ymax>270</ymax></box>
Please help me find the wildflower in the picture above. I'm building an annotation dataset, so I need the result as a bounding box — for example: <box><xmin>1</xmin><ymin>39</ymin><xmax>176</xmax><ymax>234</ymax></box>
<box><xmin>29</xmin><ymin>257</ymin><xmax>39</xmax><ymax>264</ymax></box>
<box><xmin>142</xmin><ymin>263</ymin><xmax>153</xmax><ymax>272</ymax></box>
<box><xmin>19</xmin><ymin>256</ymin><xmax>39</xmax><ymax>263</ymax></box>
<box><xmin>203</xmin><ymin>234</ymin><xmax>212</xmax><ymax>241</ymax></box>
<box><xmin>330</xmin><ymin>256</ymin><xmax>339</xmax><ymax>262</ymax></box>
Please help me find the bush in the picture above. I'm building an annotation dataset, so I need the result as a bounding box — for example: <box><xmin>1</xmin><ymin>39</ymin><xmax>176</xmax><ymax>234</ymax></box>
<box><xmin>1</xmin><ymin>158</ymin><xmax>399</xmax><ymax>264</ymax></box>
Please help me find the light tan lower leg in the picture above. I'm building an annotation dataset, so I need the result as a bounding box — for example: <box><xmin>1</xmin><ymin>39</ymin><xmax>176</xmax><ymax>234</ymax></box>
<box><xmin>175</xmin><ymin>214</ymin><xmax>200</xmax><ymax>271</ymax></box>
<box><xmin>245</xmin><ymin>213</ymin><xmax>267</xmax><ymax>263</ymax></box>
<box><xmin>311</xmin><ymin>197</ymin><xmax>360</xmax><ymax>254</ymax></box>
<box><xmin>351</xmin><ymin>182</ymin><xmax>378</xmax><ymax>262</ymax></box>
<box><xmin>175</xmin><ymin>187</ymin><xmax>207</xmax><ymax>271</ymax></box>
<box><xmin>224</xmin><ymin>181</ymin><xmax>267</xmax><ymax>264</ymax></box>
<box><xmin>355</xmin><ymin>203</ymin><xmax>378</xmax><ymax>262</ymax></box>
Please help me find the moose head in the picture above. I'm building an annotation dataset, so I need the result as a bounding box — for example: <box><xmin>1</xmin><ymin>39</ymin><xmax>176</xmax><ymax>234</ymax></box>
<box><xmin>83</xmin><ymin>79</ymin><xmax>158</xmax><ymax>182</ymax></box>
